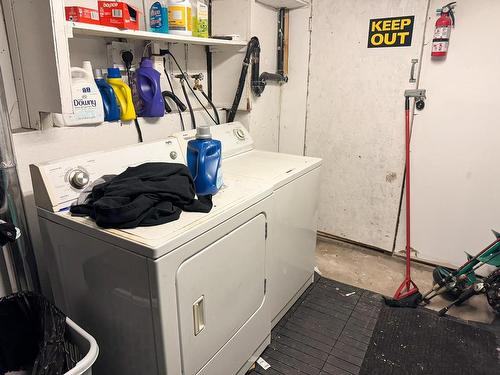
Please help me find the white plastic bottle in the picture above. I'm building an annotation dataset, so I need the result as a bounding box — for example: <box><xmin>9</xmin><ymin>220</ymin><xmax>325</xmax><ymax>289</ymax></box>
<box><xmin>54</xmin><ymin>61</ymin><xmax>104</xmax><ymax>126</ymax></box>
<box><xmin>167</xmin><ymin>0</ymin><xmax>192</xmax><ymax>36</ymax></box>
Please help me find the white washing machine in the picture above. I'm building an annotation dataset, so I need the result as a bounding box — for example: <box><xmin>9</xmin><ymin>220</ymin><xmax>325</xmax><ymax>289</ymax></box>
<box><xmin>30</xmin><ymin>138</ymin><xmax>273</xmax><ymax>375</ymax></box>
<box><xmin>175</xmin><ymin>122</ymin><xmax>322</xmax><ymax>326</ymax></box>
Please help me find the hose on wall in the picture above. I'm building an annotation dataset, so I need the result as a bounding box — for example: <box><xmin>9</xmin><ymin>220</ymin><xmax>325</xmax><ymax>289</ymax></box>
<box><xmin>227</xmin><ymin>35</ymin><xmax>288</xmax><ymax>123</ymax></box>
<box><xmin>227</xmin><ymin>37</ymin><xmax>261</xmax><ymax>122</ymax></box>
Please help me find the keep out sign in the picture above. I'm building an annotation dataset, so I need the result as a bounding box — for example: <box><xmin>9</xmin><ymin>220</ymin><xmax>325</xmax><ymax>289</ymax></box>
<box><xmin>368</xmin><ymin>16</ymin><xmax>414</xmax><ymax>48</ymax></box>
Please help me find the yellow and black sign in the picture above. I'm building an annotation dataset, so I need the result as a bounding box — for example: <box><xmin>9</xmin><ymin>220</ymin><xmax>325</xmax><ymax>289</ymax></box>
<box><xmin>368</xmin><ymin>16</ymin><xmax>414</xmax><ymax>48</ymax></box>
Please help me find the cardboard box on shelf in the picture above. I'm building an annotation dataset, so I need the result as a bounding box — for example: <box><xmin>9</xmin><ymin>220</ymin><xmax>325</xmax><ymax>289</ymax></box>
<box><xmin>98</xmin><ymin>1</ymin><xmax>141</xmax><ymax>30</ymax></box>
<box><xmin>65</xmin><ymin>6</ymin><xmax>100</xmax><ymax>25</ymax></box>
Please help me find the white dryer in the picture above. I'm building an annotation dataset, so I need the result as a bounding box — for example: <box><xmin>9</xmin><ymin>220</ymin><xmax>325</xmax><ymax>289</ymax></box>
<box><xmin>30</xmin><ymin>138</ymin><xmax>273</xmax><ymax>375</ymax></box>
<box><xmin>175</xmin><ymin>122</ymin><xmax>322</xmax><ymax>326</ymax></box>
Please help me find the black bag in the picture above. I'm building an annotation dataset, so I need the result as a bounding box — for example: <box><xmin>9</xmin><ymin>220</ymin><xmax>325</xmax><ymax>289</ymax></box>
<box><xmin>0</xmin><ymin>292</ymin><xmax>81</xmax><ymax>375</ymax></box>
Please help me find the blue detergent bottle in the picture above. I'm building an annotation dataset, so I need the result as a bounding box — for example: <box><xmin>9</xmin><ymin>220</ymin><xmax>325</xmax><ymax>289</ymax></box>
<box><xmin>147</xmin><ymin>0</ymin><xmax>169</xmax><ymax>33</ymax></box>
<box><xmin>187</xmin><ymin>126</ymin><xmax>222</xmax><ymax>195</ymax></box>
<box><xmin>95</xmin><ymin>69</ymin><xmax>120</xmax><ymax>122</ymax></box>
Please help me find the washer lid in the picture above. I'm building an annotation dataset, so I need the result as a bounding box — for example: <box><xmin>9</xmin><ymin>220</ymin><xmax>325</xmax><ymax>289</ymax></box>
<box><xmin>41</xmin><ymin>174</ymin><xmax>272</xmax><ymax>259</ymax></box>
<box><xmin>222</xmin><ymin>150</ymin><xmax>322</xmax><ymax>189</ymax></box>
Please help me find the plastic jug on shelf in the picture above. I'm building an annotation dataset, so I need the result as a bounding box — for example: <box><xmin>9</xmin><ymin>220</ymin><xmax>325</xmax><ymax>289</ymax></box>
<box><xmin>106</xmin><ymin>67</ymin><xmax>136</xmax><ymax>121</ymax></box>
<box><xmin>53</xmin><ymin>61</ymin><xmax>104</xmax><ymax>126</ymax></box>
<box><xmin>146</xmin><ymin>0</ymin><xmax>169</xmax><ymax>33</ymax></box>
<box><xmin>134</xmin><ymin>58</ymin><xmax>164</xmax><ymax>117</ymax></box>
<box><xmin>168</xmin><ymin>0</ymin><xmax>192</xmax><ymax>36</ymax></box>
<box><xmin>192</xmin><ymin>0</ymin><xmax>208</xmax><ymax>38</ymax></box>
<box><xmin>187</xmin><ymin>126</ymin><xmax>222</xmax><ymax>196</ymax></box>
<box><xmin>95</xmin><ymin>68</ymin><xmax>120</xmax><ymax>122</ymax></box>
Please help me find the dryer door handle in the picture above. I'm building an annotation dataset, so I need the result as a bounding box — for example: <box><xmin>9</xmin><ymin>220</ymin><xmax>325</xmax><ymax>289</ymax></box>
<box><xmin>193</xmin><ymin>295</ymin><xmax>205</xmax><ymax>336</ymax></box>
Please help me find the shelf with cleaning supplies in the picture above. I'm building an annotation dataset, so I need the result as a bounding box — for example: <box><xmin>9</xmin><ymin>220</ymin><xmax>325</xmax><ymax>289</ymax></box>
<box><xmin>68</xmin><ymin>22</ymin><xmax>247</xmax><ymax>48</ymax></box>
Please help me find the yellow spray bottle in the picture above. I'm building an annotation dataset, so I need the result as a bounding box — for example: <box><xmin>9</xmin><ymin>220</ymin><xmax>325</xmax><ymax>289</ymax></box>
<box><xmin>106</xmin><ymin>67</ymin><xmax>136</xmax><ymax>121</ymax></box>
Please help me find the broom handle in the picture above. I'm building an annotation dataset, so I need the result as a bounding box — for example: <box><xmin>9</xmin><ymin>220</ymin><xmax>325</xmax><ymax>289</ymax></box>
<box><xmin>405</xmin><ymin>97</ymin><xmax>411</xmax><ymax>280</ymax></box>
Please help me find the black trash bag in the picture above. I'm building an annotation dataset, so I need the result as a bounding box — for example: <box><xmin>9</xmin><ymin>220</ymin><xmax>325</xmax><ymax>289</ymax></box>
<box><xmin>0</xmin><ymin>292</ymin><xmax>81</xmax><ymax>375</ymax></box>
<box><xmin>0</xmin><ymin>293</ymin><xmax>39</xmax><ymax>373</ymax></box>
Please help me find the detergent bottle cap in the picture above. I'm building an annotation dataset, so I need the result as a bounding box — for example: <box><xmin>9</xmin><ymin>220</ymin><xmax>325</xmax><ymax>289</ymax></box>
<box><xmin>94</xmin><ymin>69</ymin><xmax>103</xmax><ymax>79</ymax></box>
<box><xmin>140</xmin><ymin>57</ymin><xmax>154</xmax><ymax>68</ymax></box>
<box><xmin>107</xmin><ymin>67</ymin><xmax>122</xmax><ymax>78</ymax></box>
<box><xmin>196</xmin><ymin>126</ymin><xmax>212</xmax><ymax>140</ymax></box>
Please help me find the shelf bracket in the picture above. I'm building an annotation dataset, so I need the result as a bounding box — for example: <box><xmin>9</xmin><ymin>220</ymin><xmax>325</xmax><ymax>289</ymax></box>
<box><xmin>66</xmin><ymin>22</ymin><xmax>74</xmax><ymax>39</ymax></box>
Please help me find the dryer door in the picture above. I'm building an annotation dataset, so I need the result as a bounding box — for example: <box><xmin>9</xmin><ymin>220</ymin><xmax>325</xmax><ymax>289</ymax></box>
<box><xmin>176</xmin><ymin>214</ymin><xmax>267</xmax><ymax>375</ymax></box>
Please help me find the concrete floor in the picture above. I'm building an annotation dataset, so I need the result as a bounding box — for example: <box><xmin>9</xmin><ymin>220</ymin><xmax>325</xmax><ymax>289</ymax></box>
<box><xmin>315</xmin><ymin>237</ymin><xmax>496</xmax><ymax>324</ymax></box>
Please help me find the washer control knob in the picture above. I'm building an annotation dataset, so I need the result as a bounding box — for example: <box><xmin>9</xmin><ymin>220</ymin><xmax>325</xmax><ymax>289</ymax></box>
<box><xmin>69</xmin><ymin>169</ymin><xmax>89</xmax><ymax>189</ymax></box>
<box><xmin>170</xmin><ymin>151</ymin><xmax>178</xmax><ymax>160</ymax></box>
<box><xmin>234</xmin><ymin>128</ymin><xmax>246</xmax><ymax>140</ymax></box>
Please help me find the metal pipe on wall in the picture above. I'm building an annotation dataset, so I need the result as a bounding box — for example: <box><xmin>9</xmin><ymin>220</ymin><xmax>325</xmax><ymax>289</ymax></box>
<box><xmin>206</xmin><ymin>0</ymin><xmax>213</xmax><ymax>100</ymax></box>
<box><xmin>0</xmin><ymin>67</ymin><xmax>40</xmax><ymax>294</ymax></box>
<box><xmin>277</xmin><ymin>8</ymin><xmax>289</xmax><ymax>79</ymax></box>
<box><xmin>277</xmin><ymin>8</ymin><xmax>285</xmax><ymax>76</ymax></box>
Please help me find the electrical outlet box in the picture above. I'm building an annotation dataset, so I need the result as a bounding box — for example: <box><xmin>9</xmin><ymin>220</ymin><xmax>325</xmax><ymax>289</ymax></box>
<box><xmin>107</xmin><ymin>41</ymin><xmax>136</xmax><ymax>71</ymax></box>
<box><xmin>152</xmin><ymin>56</ymin><xmax>164</xmax><ymax>72</ymax></box>
<box><xmin>151</xmin><ymin>42</ymin><xmax>161</xmax><ymax>57</ymax></box>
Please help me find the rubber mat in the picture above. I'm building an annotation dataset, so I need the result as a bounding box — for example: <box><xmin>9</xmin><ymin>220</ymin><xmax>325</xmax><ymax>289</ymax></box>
<box><xmin>359</xmin><ymin>305</ymin><xmax>499</xmax><ymax>375</ymax></box>
<box><xmin>249</xmin><ymin>277</ymin><xmax>382</xmax><ymax>375</ymax></box>
<box><xmin>248</xmin><ymin>276</ymin><xmax>499</xmax><ymax>375</ymax></box>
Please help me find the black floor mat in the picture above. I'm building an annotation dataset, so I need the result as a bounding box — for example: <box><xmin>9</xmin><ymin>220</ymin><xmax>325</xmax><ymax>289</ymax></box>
<box><xmin>359</xmin><ymin>305</ymin><xmax>499</xmax><ymax>375</ymax></box>
<box><xmin>248</xmin><ymin>276</ymin><xmax>499</xmax><ymax>375</ymax></box>
<box><xmin>248</xmin><ymin>276</ymin><xmax>383</xmax><ymax>375</ymax></box>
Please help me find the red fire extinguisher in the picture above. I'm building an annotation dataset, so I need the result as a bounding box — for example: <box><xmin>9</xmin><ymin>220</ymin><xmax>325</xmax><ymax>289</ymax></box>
<box><xmin>431</xmin><ymin>2</ymin><xmax>456</xmax><ymax>57</ymax></box>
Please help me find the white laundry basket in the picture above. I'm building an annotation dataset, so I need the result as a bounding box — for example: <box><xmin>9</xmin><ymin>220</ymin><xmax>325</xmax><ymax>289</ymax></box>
<box><xmin>64</xmin><ymin>318</ymin><xmax>99</xmax><ymax>375</ymax></box>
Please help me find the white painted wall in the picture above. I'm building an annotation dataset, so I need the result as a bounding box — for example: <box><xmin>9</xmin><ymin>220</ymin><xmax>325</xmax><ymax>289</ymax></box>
<box><xmin>278</xmin><ymin>0</ymin><xmax>497</xmax><ymax>268</ymax></box>
<box><xmin>279</xmin><ymin>5</ymin><xmax>310</xmax><ymax>155</ymax></box>
<box><xmin>236</xmin><ymin>1</ymin><xmax>310</xmax><ymax>154</ymax></box>
<box><xmin>304</xmin><ymin>0</ymin><xmax>429</xmax><ymax>251</ymax></box>
<box><xmin>212</xmin><ymin>0</ymin><xmax>252</xmax><ymax>112</ymax></box>
<box><xmin>236</xmin><ymin>0</ymin><xmax>282</xmax><ymax>152</ymax></box>
<box><xmin>394</xmin><ymin>0</ymin><xmax>500</xmax><ymax>267</ymax></box>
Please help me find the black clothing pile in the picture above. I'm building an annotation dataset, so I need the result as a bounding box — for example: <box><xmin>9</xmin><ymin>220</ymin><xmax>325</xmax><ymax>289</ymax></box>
<box><xmin>70</xmin><ymin>162</ymin><xmax>213</xmax><ymax>229</ymax></box>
